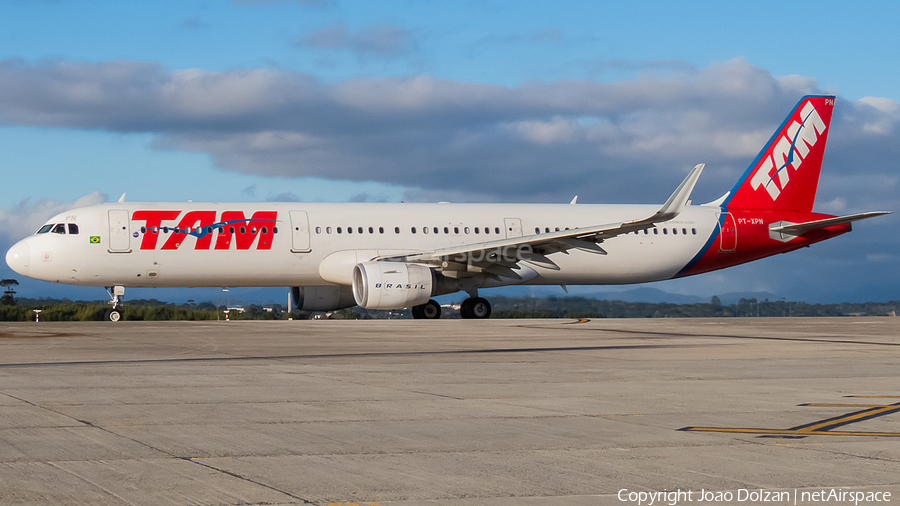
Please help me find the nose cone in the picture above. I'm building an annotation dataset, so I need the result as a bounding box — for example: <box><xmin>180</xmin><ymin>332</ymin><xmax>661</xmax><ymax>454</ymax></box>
<box><xmin>6</xmin><ymin>240</ymin><xmax>30</xmax><ymax>276</ymax></box>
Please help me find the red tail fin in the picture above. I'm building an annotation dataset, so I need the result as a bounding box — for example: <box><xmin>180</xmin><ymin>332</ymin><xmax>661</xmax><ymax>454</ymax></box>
<box><xmin>725</xmin><ymin>95</ymin><xmax>835</xmax><ymax>211</ymax></box>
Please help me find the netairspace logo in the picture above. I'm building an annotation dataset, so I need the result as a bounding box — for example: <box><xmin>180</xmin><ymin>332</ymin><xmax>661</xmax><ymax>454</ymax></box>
<box><xmin>617</xmin><ymin>488</ymin><xmax>891</xmax><ymax>505</ymax></box>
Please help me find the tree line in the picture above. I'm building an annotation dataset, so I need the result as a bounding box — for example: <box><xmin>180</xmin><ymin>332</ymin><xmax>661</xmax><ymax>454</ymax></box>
<box><xmin>1</xmin><ymin>294</ymin><xmax>896</xmax><ymax>321</ymax></box>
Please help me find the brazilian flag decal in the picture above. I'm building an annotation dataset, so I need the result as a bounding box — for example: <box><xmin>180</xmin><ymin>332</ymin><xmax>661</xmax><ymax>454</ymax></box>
<box><xmin>90</xmin><ymin>236</ymin><xmax>101</xmax><ymax>244</ymax></box>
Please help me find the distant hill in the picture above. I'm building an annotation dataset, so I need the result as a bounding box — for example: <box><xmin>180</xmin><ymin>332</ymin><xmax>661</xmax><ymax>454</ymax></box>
<box><xmin>576</xmin><ymin>287</ymin><xmax>782</xmax><ymax>305</ymax></box>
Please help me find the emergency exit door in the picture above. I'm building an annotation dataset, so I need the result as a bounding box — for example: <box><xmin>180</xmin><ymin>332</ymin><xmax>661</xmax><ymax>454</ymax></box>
<box><xmin>504</xmin><ymin>218</ymin><xmax>523</xmax><ymax>238</ymax></box>
<box><xmin>108</xmin><ymin>210</ymin><xmax>131</xmax><ymax>253</ymax></box>
<box><xmin>290</xmin><ymin>210</ymin><xmax>311</xmax><ymax>252</ymax></box>
<box><xmin>719</xmin><ymin>212</ymin><xmax>737</xmax><ymax>252</ymax></box>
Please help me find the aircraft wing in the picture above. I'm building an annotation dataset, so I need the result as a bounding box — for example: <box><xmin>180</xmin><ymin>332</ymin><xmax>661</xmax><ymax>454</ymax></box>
<box><xmin>769</xmin><ymin>211</ymin><xmax>891</xmax><ymax>237</ymax></box>
<box><xmin>383</xmin><ymin>164</ymin><xmax>704</xmax><ymax>278</ymax></box>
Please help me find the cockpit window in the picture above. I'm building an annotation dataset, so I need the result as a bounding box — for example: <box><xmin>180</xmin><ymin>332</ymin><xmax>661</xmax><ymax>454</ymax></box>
<box><xmin>51</xmin><ymin>224</ymin><xmax>66</xmax><ymax>234</ymax></box>
<box><xmin>37</xmin><ymin>224</ymin><xmax>53</xmax><ymax>234</ymax></box>
<box><xmin>68</xmin><ymin>224</ymin><xmax>79</xmax><ymax>235</ymax></box>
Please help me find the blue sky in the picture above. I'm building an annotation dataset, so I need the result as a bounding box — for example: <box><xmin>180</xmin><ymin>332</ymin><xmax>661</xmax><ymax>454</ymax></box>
<box><xmin>1</xmin><ymin>0</ymin><xmax>897</xmax><ymax>304</ymax></box>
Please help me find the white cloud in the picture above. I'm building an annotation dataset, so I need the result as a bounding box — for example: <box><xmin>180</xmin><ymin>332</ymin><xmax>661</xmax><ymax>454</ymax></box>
<box><xmin>0</xmin><ymin>192</ymin><xmax>107</xmax><ymax>243</ymax></box>
<box><xmin>298</xmin><ymin>23</ymin><xmax>415</xmax><ymax>59</ymax></box>
<box><xmin>0</xmin><ymin>57</ymin><xmax>897</xmax><ymax>209</ymax></box>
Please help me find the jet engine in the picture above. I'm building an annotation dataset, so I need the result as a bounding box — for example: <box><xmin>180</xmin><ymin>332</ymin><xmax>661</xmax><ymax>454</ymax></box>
<box><xmin>352</xmin><ymin>262</ymin><xmax>435</xmax><ymax>310</ymax></box>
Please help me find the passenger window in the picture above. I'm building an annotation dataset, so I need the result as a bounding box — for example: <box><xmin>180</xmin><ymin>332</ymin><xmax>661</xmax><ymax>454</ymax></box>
<box><xmin>444</xmin><ymin>227</ymin><xmax>449</xmax><ymax>234</ymax></box>
<box><xmin>52</xmin><ymin>224</ymin><xmax>66</xmax><ymax>234</ymax></box>
<box><xmin>411</xmin><ymin>227</ymin><xmax>417</xmax><ymax>234</ymax></box>
<box><xmin>348</xmin><ymin>227</ymin><xmax>353</xmax><ymax>234</ymax></box>
<box><xmin>68</xmin><ymin>224</ymin><xmax>79</xmax><ymax>234</ymax></box>
<box><xmin>423</xmin><ymin>227</ymin><xmax>429</xmax><ymax>234</ymax></box>
<box><xmin>358</xmin><ymin>227</ymin><xmax>363</xmax><ymax>234</ymax></box>
<box><xmin>316</xmin><ymin>227</ymin><xmax>321</xmax><ymax>234</ymax></box>
<box><xmin>326</xmin><ymin>227</ymin><xmax>332</xmax><ymax>234</ymax></box>
<box><xmin>273</xmin><ymin>227</ymin><xmax>278</xmax><ymax>234</ymax></box>
<box><xmin>663</xmin><ymin>228</ymin><xmax>668</xmax><ymax>235</ymax></box>
<box><xmin>262</xmin><ymin>227</ymin><xmax>267</xmax><ymax>234</ymax></box>
<box><xmin>495</xmin><ymin>227</ymin><xmax>500</xmax><ymax>234</ymax></box>
<box><xmin>369</xmin><ymin>227</ymin><xmax>374</xmax><ymax>234</ymax></box>
<box><xmin>394</xmin><ymin>227</ymin><xmax>400</xmax><ymax>234</ymax></box>
<box><xmin>337</xmin><ymin>227</ymin><xmax>342</xmax><ymax>234</ymax></box>
<box><xmin>535</xmin><ymin>227</ymin><xmax>540</xmax><ymax>234</ymax></box>
<box><xmin>653</xmin><ymin>228</ymin><xmax>658</xmax><ymax>235</ymax></box>
<box><xmin>240</xmin><ymin>227</ymin><xmax>246</xmax><ymax>234</ymax></box>
<box><xmin>140</xmin><ymin>226</ymin><xmax>147</xmax><ymax>234</ymax></box>
<box><xmin>454</xmin><ymin>227</ymin><xmax>459</xmax><ymax>234</ymax></box>
<box><xmin>673</xmin><ymin>228</ymin><xmax>678</xmax><ymax>235</ymax></box>
<box><xmin>692</xmin><ymin>228</ymin><xmax>697</xmax><ymax>235</ymax></box>
<box><xmin>474</xmin><ymin>227</ymin><xmax>480</xmax><ymax>234</ymax></box>
<box><xmin>485</xmin><ymin>227</ymin><xmax>490</xmax><ymax>234</ymax></box>
<box><xmin>465</xmin><ymin>227</ymin><xmax>470</xmax><ymax>234</ymax></box>
<box><xmin>251</xmin><ymin>227</ymin><xmax>257</xmax><ymax>234</ymax></box>
<box><xmin>682</xmin><ymin>228</ymin><xmax>687</xmax><ymax>235</ymax></box>
<box><xmin>379</xmin><ymin>227</ymin><xmax>384</xmax><ymax>234</ymax></box>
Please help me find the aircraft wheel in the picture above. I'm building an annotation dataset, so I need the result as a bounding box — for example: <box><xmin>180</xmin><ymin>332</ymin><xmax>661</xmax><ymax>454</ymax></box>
<box><xmin>469</xmin><ymin>297</ymin><xmax>491</xmax><ymax>319</ymax></box>
<box><xmin>413</xmin><ymin>299</ymin><xmax>441</xmax><ymax>319</ymax></box>
<box><xmin>104</xmin><ymin>309</ymin><xmax>122</xmax><ymax>322</ymax></box>
<box><xmin>460</xmin><ymin>297</ymin><xmax>491</xmax><ymax>319</ymax></box>
<box><xmin>459</xmin><ymin>298</ymin><xmax>473</xmax><ymax>319</ymax></box>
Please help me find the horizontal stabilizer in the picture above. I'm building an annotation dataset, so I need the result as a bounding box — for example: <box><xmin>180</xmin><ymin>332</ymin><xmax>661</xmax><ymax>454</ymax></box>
<box><xmin>770</xmin><ymin>211</ymin><xmax>891</xmax><ymax>237</ymax></box>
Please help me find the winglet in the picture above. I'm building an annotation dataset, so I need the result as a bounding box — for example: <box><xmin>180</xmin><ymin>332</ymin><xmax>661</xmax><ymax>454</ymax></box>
<box><xmin>649</xmin><ymin>164</ymin><xmax>704</xmax><ymax>222</ymax></box>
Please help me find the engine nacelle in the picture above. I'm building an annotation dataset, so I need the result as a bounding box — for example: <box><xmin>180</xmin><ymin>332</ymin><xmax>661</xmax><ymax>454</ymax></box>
<box><xmin>289</xmin><ymin>285</ymin><xmax>357</xmax><ymax>311</ymax></box>
<box><xmin>352</xmin><ymin>262</ymin><xmax>434</xmax><ymax>310</ymax></box>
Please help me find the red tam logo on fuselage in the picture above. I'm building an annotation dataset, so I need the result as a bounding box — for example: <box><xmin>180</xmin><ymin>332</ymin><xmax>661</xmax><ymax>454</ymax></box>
<box><xmin>132</xmin><ymin>210</ymin><xmax>278</xmax><ymax>251</ymax></box>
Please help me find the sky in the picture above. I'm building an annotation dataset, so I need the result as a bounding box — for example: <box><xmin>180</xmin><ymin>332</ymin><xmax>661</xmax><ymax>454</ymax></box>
<box><xmin>0</xmin><ymin>0</ymin><xmax>898</xmax><ymax>304</ymax></box>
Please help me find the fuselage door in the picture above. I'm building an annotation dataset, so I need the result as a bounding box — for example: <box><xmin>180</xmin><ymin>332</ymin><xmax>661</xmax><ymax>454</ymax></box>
<box><xmin>504</xmin><ymin>218</ymin><xmax>523</xmax><ymax>238</ymax></box>
<box><xmin>290</xmin><ymin>210</ymin><xmax>311</xmax><ymax>253</ymax></box>
<box><xmin>108</xmin><ymin>210</ymin><xmax>131</xmax><ymax>253</ymax></box>
<box><xmin>719</xmin><ymin>212</ymin><xmax>737</xmax><ymax>252</ymax></box>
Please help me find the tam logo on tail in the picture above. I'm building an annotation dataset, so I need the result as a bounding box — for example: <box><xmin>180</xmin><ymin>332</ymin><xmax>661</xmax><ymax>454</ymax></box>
<box><xmin>727</xmin><ymin>96</ymin><xmax>835</xmax><ymax>212</ymax></box>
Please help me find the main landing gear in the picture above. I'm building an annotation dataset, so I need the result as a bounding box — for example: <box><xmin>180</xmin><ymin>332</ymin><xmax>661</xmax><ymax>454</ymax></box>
<box><xmin>411</xmin><ymin>299</ymin><xmax>441</xmax><ymax>319</ymax></box>
<box><xmin>104</xmin><ymin>285</ymin><xmax>125</xmax><ymax>322</ymax></box>
<box><xmin>410</xmin><ymin>296</ymin><xmax>492</xmax><ymax>319</ymax></box>
<box><xmin>459</xmin><ymin>297</ymin><xmax>491</xmax><ymax>319</ymax></box>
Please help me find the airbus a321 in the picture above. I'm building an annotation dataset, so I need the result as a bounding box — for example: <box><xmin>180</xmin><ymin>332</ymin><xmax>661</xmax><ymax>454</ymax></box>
<box><xmin>5</xmin><ymin>96</ymin><xmax>889</xmax><ymax>321</ymax></box>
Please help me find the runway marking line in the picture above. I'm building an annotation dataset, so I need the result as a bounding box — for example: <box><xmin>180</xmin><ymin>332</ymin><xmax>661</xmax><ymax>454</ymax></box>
<box><xmin>680</xmin><ymin>397</ymin><xmax>900</xmax><ymax>437</ymax></box>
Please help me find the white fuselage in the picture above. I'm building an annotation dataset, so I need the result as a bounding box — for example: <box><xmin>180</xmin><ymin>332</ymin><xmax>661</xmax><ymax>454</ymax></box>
<box><xmin>8</xmin><ymin>202</ymin><xmax>720</xmax><ymax>289</ymax></box>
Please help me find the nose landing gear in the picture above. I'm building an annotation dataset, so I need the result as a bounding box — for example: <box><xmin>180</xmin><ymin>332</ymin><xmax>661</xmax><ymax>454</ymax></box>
<box><xmin>104</xmin><ymin>285</ymin><xmax>125</xmax><ymax>322</ymax></box>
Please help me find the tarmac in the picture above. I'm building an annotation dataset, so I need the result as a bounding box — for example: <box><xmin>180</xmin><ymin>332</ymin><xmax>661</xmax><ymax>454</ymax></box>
<box><xmin>1</xmin><ymin>317</ymin><xmax>899</xmax><ymax>506</ymax></box>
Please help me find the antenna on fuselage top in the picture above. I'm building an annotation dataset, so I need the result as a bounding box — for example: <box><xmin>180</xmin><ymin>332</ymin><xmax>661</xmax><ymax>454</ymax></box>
<box><xmin>117</xmin><ymin>193</ymin><xmax>126</xmax><ymax>203</ymax></box>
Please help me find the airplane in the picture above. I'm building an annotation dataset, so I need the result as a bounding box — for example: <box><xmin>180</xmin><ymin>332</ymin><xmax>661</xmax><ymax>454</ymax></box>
<box><xmin>4</xmin><ymin>95</ymin><xmax>890</xmax><ymax>321</ymax></box>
